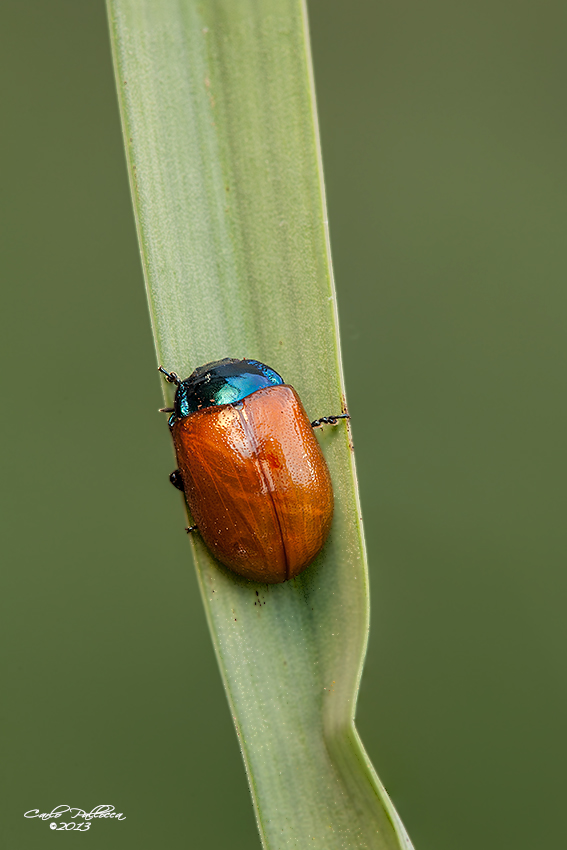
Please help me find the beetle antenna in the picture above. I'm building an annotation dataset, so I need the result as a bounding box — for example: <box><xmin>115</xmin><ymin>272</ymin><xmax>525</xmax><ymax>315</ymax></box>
<box><xmin>158</xmin><ymin>365</ymin><xmax>181</xmax><ymax>385</ymax></box>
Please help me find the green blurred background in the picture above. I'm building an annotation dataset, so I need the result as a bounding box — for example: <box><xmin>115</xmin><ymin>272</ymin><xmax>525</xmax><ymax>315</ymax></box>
<box><xmin>1</xmin><ymin>1</ymin><xmax>565</xmax><ymax>847</ymax></box>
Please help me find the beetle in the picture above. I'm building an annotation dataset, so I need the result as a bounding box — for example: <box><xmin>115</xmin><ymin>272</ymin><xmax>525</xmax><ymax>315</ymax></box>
<box><xmin>158</xmin><ymin>358</ymin><xmax>348</xmax><ymax>583</ymax></box>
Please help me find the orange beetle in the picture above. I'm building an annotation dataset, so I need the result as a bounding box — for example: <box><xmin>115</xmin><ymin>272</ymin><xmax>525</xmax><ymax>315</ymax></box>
<box><xmin>159</xmin><ymin>358</ymin><xmax>348</xmax><ymax>583</ymax></box>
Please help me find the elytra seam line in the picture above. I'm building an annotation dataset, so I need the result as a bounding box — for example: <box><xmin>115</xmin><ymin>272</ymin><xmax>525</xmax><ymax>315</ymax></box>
<box><xmin>238</xmin><ymin>407</ymin><xmax>289</xmax><ymax>581</ymax></box>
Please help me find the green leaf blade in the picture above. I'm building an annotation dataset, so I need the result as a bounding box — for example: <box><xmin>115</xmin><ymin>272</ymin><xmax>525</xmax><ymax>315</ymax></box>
<box><xmin>107</xmin><ymin>1</ymin><xmax>414</xmax><ymax>847</ymax></box>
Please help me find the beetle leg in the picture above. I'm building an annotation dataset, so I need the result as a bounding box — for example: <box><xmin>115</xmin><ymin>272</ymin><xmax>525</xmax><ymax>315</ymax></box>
<box><xmin>311</xmin><ymin>413</ymin><xmax>350</xmax><ymax>429</ymax></box>
<box><xmin>185</xmin><ymin>525</ymin><xmax>198</xmax><ymax>534</ymax></box>
<box><xmin>169</xmin><ymin>469</ymin><xmax>185</xmax><ymax>491</ymax></box>
<box><xmin>159</xmin><ymin>406</ymin><xmax>174</xmax><ymax>413</ymax></box>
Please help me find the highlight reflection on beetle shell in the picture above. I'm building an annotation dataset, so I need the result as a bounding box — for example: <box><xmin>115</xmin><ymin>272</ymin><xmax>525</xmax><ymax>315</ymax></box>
<box><xmin>172</xmin><ymin>384</ymin><xmax>333</xmax><ymax>583</ymax></box>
